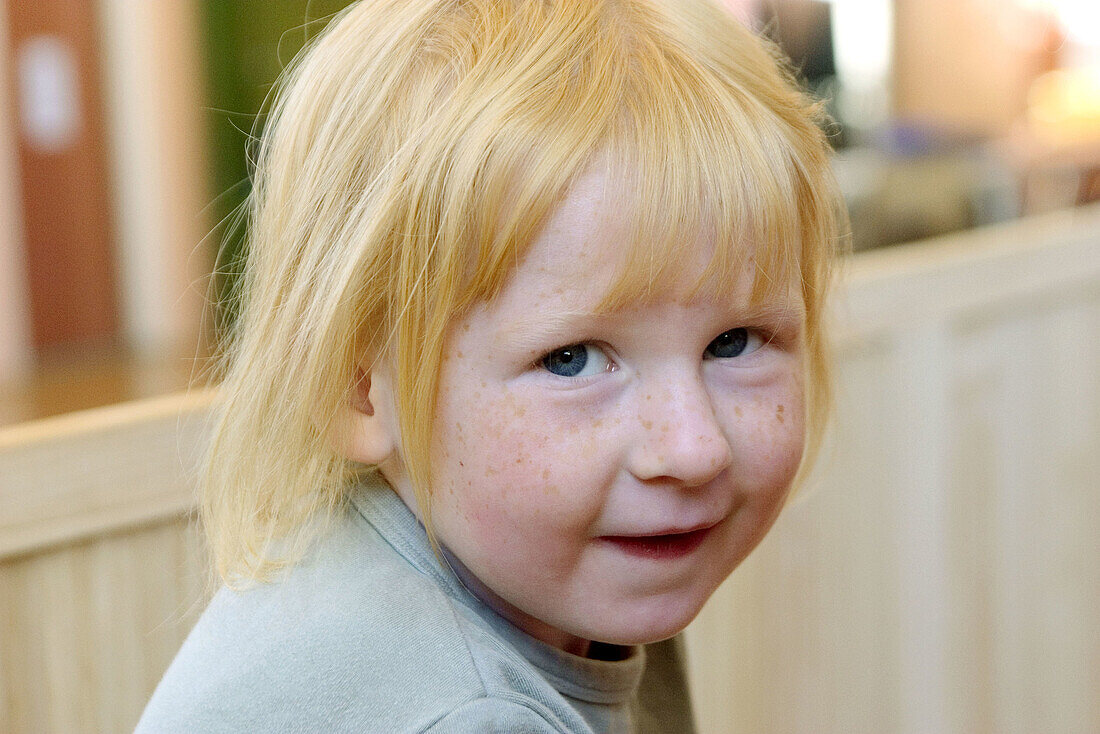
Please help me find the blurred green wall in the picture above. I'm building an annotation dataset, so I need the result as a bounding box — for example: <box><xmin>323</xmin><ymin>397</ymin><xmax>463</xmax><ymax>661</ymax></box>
<box><xmin>200</xmin><ymin>0</ymin><xmax>355</xmax><ymax>326</ymax></box>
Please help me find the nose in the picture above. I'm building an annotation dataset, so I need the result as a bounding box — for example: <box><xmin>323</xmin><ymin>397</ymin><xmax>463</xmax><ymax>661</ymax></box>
<box><xmin>626</xmin><ymin>373</ymin><xmax>733</xmax><ymax>487</ymax></box>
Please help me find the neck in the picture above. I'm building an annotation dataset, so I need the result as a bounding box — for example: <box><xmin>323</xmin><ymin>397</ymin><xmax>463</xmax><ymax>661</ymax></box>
<box><xmin>440</xmin><ymin>546</ymin><xmax>594</xmax><ymax>658</ymax></box>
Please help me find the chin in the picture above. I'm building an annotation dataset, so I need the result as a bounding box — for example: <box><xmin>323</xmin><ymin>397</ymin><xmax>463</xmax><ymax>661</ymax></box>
<box><xmin>585</xmin><ymin>592</ymin><xmax>712</xmax><ymax>647</ymax></box>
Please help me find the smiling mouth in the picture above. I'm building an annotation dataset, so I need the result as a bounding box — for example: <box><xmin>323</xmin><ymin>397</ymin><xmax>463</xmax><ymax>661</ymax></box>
<box><xmin>600</xmin><ymin>527</ymin><xmax>711</xmax><ymax>560</ymax></box>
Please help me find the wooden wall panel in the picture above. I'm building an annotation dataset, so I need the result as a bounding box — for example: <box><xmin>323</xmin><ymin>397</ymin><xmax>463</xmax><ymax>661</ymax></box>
<box><xmin>685</xmin><ymin>205</ymin><xmax>1100</xmax><ymax>734</ymax></box>
<box><xmin>0</xmin><ymin>391</ymin><xmax>214</xmax><ymax>733</ymax></box>
<box><xmin>0</xmin><ymin>206</ymin><xmax>1097</xmax><ymax>733</ymax></box>
<box><xmin>0</xmin><ymin>520</ymin><xmax>207</xmax><ymax>733</ymax></box>
<box><xmin>687</xmin><ymin>339</ymin><xmax>909</xmax><ymax>734</ymax></box>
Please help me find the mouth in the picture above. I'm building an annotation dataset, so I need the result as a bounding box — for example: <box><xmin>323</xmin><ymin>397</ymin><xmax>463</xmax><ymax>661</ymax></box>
<box><xmin>599</xmin><ymin>526</ymin><xmax>712</xmax><ymax>560</ymax></box>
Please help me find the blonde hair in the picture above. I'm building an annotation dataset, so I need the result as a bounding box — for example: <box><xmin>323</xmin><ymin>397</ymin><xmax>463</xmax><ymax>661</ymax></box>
<box><xmin>205</xmin><ymin>0</ymin><xmax>846</xmax><ymax>586</ymax></box>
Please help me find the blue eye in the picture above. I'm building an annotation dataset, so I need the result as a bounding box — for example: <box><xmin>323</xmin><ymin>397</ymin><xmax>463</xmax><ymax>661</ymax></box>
<box><xmin>541</xmin><ymin>344</ymin><xmax>611</xmax><ymax>378</ymax></box>
<box><xmin>705</xmin><ymin>328</ymin><xmax>762</xmax><ymax>359</ymax></box>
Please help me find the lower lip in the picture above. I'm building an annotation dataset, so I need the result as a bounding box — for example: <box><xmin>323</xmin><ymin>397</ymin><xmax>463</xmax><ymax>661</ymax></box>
<box><xmin>600</xmin><ymin>527</ymin><xmax>711</xmax><ymax>560</ymax></box>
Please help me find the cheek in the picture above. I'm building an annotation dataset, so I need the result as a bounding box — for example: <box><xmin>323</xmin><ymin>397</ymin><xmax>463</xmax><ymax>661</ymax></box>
<box><xmin>432</xmin><ymin>387</ymin><xmax>605</xmax><ymax>529</ymax></box>
<box><xmin>727</xmin><ymin>372</ymin><xmax>806</xmax><ymax>493</ymax></box>
<box><xmin>711</xmin><ymin>374</ymin><xmax>806</xmax><ymax>564</ymax></box>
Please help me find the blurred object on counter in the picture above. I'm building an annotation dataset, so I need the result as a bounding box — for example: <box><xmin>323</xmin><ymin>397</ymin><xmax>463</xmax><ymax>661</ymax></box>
<box><xmin>892</xmin><ymin>0</ymin><xmax>1032</xmax><ymax>138</ymax></box>
<box><xmin>833</xmin><ymin>126</ymin><xmax>1019</xmax><ymax>251</ymax></box>
<box><xmin>999</xmin><ymin>67</ymin><xmax>1100</xmax><ymax>215</ymax></box>
<box><xmin>1027</xmin><ymin>68</ymin><xmax>1100</xmax><ymax>148</ymax></box>
<box><xmin>757</xmin><ymin>0</ymin><xmax>894</xmax><ymax>149</ymax></box>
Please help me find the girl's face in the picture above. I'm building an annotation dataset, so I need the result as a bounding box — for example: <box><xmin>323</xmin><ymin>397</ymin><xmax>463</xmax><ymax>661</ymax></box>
<box><xmin>381</xmin><ymin>167</ymin><xmax>806</xmax><ymax>657</ymax></box>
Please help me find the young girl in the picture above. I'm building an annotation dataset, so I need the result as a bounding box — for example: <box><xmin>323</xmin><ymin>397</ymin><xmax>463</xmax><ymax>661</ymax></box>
<box><xmin>138</xmin><ymin>0</ymin><xmax>843</xmax><ymax>731</ymax></box>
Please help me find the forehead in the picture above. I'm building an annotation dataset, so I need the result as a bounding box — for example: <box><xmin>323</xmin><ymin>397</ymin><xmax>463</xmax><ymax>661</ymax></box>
<box><xmin>517</xmin><ymin>166</ymin><xmax>623</xmax><ymax>286</ymax></box>
<box><xmin>500</xmin><ymin>163</ymin><xmax>798</xmax><ymax>315</ymax></box>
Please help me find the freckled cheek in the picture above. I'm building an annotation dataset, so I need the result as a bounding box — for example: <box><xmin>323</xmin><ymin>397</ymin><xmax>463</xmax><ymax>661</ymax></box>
<box><xmin>766</xmin><ymin>407</ymin><xmax>806</xmax><ymax>487</ymax></box>
<box><xmin>437</xmin><ymin>398</ymin><xmax>591</xmax><ymax>508</ymax></box>
<box><xmin>724</xmin><ymin>386</ymin><xmax>806</xmax><ymax>492</ymax></box>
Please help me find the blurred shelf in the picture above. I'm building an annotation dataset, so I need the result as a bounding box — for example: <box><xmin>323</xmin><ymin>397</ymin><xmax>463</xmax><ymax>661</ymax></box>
<box><xmin>0</xmin><ymin>347</ymin><xmax>211</xmax><ymax>429</ymax></box>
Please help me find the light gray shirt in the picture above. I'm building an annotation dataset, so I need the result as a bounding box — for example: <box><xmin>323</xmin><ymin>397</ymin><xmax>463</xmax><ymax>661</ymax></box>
<box><xmin>136</xmin><ymin>475</ymin><xmax>696</xmax><ymax>733</ymax></box>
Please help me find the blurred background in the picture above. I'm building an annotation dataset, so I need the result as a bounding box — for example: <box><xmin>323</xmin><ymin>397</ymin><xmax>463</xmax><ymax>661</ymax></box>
<box><xmin>0</xmin><ymin>2</ymin><xmax>1097</xmax><ymax>732</ymax></box>
<box><xmin>0</xmin><ymin>0</ymin><xmax>1097</xmax><ymax>423</ymax></box>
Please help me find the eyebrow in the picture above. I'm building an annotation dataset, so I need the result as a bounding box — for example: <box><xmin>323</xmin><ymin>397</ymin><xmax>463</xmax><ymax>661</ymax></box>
<box><xmin>494</xmin><ymin>310</ymin><xmax>602</xmax><ymax>355</ymax></box>
<box><xmin>494</xmin><ymin>298</ymin><xmax>805</xmax><ymax>355</ymax></box>
<box><xmin>738</xmin><ymin>298</ymin><xmax>806</xmax><ymax>330</ymax></box>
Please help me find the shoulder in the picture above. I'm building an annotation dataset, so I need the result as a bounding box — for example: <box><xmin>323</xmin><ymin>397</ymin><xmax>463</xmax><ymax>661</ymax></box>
<box><xmin>137</xmin><ymin>500</ymin><xmax>591</xmax><ymax>733</ymax></box>
<box><xmin>136</xmin><ymin>511</ymin><xmax>488</xmax><ymax>732</ymax></box>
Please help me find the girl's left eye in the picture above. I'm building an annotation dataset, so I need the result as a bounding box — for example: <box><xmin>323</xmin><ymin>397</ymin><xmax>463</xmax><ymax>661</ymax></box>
<box><xmin>704</xmin><ymin>328</ymin><xmax>764</xmax><ymax>359</ymax></box>
<box><xmin>541</xmin><ymin>344</ymin><xmax>613</xmax><ymax>378</ymax></box>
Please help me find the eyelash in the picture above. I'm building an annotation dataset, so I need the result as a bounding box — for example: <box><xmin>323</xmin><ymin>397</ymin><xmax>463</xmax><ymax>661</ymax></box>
<box><xmin>539</xmin><ymin>343</ymin><xmax>616</xmax><ymax>379</ymax></box>
<box><xmin>537</xmin><ymin>327</ymin><xmax>770</xmax><ymax>379</ymax></box>
<box><xmin>703</xmin><ymin>328</ymin><xmax>766</xmax><ymax>360</ymax></box>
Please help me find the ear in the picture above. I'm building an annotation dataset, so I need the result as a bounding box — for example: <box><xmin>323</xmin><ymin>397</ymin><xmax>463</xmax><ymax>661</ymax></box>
<box><xmin>334</xmin><ymin>362</ymin><xmax>399</xmax><ymax>466</ymax></box>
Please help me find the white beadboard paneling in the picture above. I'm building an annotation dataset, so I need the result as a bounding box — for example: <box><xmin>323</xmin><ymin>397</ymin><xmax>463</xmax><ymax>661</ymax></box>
<box><xmin>688</xmin><ymin>338</ymin><xmax>907</xmax><ymax>733</ymax></box>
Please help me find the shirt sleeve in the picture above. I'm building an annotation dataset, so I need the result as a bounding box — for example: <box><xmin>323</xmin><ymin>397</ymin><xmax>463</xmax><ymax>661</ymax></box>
<box><xmin>424</xmin><ymin>696</ymin><xmax>567</xmax><ymax>733</ymax></box>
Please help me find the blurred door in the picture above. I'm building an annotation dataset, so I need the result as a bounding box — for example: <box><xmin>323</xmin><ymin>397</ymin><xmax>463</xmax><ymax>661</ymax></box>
<box><xmin>7</xmin><ymin>0</ymin><xmax>118</xmax><ymax>357</ymax></box>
